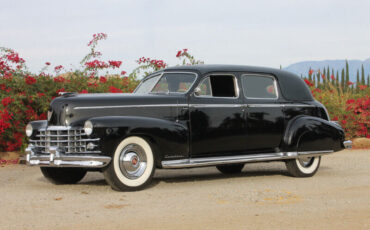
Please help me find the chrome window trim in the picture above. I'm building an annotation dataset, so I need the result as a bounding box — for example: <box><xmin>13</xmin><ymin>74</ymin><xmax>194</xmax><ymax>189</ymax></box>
<box><xmin>241</xmin><ymin>74</ymin><xmax>279</xmax><ymax>100</ymax></box>
<box><xmin>133</xmin><ymin>73</ymin><xmax>163</xmax><ymax>94</ymax></box>
<box><xmin>194</xmin><ymin>73</ymin><xmax>240</xmax><ymax>99</ymax></box>
<box><xmin>135</xmin><ymin>72</ymin><xmax>198</xmax><ymax>95</ymax></box>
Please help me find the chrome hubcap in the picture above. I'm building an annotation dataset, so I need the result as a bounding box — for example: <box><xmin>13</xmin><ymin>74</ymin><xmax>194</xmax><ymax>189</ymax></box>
<box><xmin>298</xmin><ymin>157</ymin><xmax>314</xmax><ymax>167</ymax></box>
<box><xmin>119</xmin><ymin>144</ymin><xmax>147</xmax><ymax>179</ymax></box>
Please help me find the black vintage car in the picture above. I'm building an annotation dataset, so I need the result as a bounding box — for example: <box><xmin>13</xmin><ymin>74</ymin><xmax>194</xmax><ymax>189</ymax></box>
<box><xmin>25</xmin><ymin>65</ymin><xmax>352</xmax><ymax>191</ymax></box>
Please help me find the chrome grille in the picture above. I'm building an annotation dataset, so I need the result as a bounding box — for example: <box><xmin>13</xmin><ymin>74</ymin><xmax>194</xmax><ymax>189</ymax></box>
<box><xmin>30</xmin><ymin>126</ymin><xmax>100</xmax><ymax>154</ymax></box>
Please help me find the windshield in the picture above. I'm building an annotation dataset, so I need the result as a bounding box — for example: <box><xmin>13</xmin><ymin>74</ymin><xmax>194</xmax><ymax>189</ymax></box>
<box><xmin>135</xmin><ymin>73</ymin><xmax>197</xmax><ymax>94</ymax></box>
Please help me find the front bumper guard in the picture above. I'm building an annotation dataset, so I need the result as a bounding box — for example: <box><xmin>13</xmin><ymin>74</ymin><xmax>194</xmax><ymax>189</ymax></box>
<box><xmin>343</xmin><ymin>140</ymin><xmax>352</xmax><ymax>149</ymax></box>
<box><xmin>25</xmin><ymin>146</ymin><xmax>111</xmax><ymax>168</ymax></box>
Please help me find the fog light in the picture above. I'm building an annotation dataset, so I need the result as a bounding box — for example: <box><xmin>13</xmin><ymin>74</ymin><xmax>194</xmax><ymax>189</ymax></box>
<box><xmin>86</xmin><ymin>142</ymin><xmax>96</xmax><ymax>150</ymax></box>
<box><xmin>26</xmin><ymin>123</ymin><xmax>33</xmax><ymax>137</ymax></box>
<box><xmin>84</xmin><ymin>120</ymin><xmax>93</xmax><ymax>135</ymax></box>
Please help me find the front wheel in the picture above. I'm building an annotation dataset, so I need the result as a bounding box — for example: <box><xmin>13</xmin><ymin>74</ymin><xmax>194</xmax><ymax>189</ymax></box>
<box><xmin>40</xmin><ymin>167</ymin><xmax>87</xmax><ymax>184</ymax></box>
<box><xmin>103</xmin><ymin>136</ymin><xmax>155</xmax><ymax>191</ymax></box>
<box><xmin>285</xmin><ymin>156</ymin><xmax>321</xmax><ymax>177</ymax></box>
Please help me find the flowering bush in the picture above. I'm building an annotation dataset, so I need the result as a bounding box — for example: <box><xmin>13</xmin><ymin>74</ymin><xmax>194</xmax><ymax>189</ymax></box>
<box><xmin>0</xmin><ymin>34</ymin><xmax>202</xmax><ymax>152</ymax></box>
<box><xmin>303</xmin><ymin>78</ymin><xmax>369</xmax><ymax>139</ymax></box>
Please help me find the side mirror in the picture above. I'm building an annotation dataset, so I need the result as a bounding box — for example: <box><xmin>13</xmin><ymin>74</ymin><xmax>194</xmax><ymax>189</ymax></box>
<box><xmin>193</xmin><ymin>87</ymin><xmax>201</xmax><ymax>96</ymax></box>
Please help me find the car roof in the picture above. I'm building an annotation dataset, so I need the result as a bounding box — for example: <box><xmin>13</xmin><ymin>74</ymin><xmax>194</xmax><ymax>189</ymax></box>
<box><xmin>147</xmin><ymin>64</ymin><xmax>314</xmax><ymax>101</ymax></box>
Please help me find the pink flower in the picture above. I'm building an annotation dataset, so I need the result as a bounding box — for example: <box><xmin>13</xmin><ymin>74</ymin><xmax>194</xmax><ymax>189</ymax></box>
<box><xmin>176</xmin><ymin>51</ymin><xmax>182</xmax><ymax>57</ymax></box>
<box><xmin>45</xmin><ymin>62</ymin><xmax>50</xmax><ymax>65</ymax></box>
<box><xmin>99</xmin><ymin>76</ymin><xmax>107</xmax><ymax>83</ymax></box>
<box><xmin>108</xmin><ymin>60</ymin><xmax>122</xmax><ymax>69</ymax></box>
<box><xmin>347</xmin><ymin>81</ymin><xmax>354</xmax><ymax>86</ymax></box>
<box><xmin>120</xmin><ymin>71</ymin><xmax>127</xmax><ymax>75</ymax></box>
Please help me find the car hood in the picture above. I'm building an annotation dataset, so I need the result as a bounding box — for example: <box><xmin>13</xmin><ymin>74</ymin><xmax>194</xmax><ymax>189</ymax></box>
<box><xmin>48</xmin><ymin>93</ymin><xmax>187</xmax><ymax>126</ymax></box>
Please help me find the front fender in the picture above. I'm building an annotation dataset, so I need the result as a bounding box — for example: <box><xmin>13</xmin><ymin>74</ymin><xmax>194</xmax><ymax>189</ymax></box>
<box><xmin>88</xmin><ymin>116</ymin><xmax>189</xmax><ymax>165</ymax></box>
<box><xmin>281</xmin><ymin>116</ymin><xmax>345</xmax><ymax>152</ymax></box>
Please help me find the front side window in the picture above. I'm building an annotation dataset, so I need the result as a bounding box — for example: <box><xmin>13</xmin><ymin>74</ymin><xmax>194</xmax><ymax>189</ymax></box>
<box><xmin>135</xmin><ymin>72</ymin><xmax>196</xmax><ymax>94</ymax></box>
<box><xmin>241</xmin><ymin>74</ymin><xmax>278</xmax><ymax>99</ymax></box>
<box><xmin>196</xmin><ymin>75</ymin><xmax>237</xmax><ymax>98</ymax></box>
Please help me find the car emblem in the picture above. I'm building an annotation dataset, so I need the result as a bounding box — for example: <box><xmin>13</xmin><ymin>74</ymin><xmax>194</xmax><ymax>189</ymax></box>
<box><xmin>47</xmin><ymin>111</ymin><xmax>52</xmax><ymax>121</ymax></box>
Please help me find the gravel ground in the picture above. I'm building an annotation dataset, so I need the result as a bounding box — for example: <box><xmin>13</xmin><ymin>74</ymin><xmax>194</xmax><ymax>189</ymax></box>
<box><xmin>0</xmin><ymin>149</ymin><xmax>369</xmax><ymax>230</ymax></box>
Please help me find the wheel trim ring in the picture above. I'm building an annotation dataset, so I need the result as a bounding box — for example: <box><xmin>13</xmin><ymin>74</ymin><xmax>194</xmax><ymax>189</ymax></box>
<box><xmin>119</xmin><ymin>144</ymin><xmax>147</xmax><ymax>179</ymax></box>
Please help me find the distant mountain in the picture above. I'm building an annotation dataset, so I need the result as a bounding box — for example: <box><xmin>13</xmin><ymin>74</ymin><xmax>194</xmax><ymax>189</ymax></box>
<box><xmin>284</xmin><ymin>59</ymin><xmax>370</xmax><ymax>82</ymax></box>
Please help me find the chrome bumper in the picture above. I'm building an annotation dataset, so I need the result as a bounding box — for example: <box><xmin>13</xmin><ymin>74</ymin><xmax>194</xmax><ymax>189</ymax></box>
<box><xmin>25</xmin><ymin>146</ymin><xmax>111</xmax><ymax>168</ymax></box>
<box><xmin>343</xmin><ymin>140</ymin><xmax>352</xmax><ymax>149</ymax></box>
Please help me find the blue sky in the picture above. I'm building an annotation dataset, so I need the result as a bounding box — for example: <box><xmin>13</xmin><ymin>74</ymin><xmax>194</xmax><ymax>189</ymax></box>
<box><xmin>1</xmin><ymin>0</ymin><xmax>369</xmax><ymax>75</ymax></box>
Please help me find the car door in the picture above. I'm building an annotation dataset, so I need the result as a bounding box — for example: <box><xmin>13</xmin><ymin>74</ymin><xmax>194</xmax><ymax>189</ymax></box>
<box><xmin>189</xmin><ymin>73</ymin><xmax>246</xmax><ymax>157</ymax></box>
<box><xmin>240</xmin><ymin>73</ymin><xmax>285</xmax><ymax>152</ymax></box>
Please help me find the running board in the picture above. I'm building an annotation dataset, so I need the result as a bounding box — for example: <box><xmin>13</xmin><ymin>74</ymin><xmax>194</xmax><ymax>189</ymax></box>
<box><xmin>161</xmin><ymin>150</ymin><xmax>334</xmax><ymax>169</ymax></box>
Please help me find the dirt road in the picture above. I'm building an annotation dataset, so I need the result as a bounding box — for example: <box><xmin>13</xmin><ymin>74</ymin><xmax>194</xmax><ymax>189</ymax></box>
<box><xmin>0</xmin><ymin>149</ymin><xmax>369</xmax><ymax>230</ymax></box>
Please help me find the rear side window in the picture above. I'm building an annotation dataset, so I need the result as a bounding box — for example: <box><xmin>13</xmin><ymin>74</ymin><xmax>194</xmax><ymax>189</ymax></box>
<box><xmin>241</xmin><ymin>74</ymin><xmax>278</xmax><ymax>99</ymax></box>
<box><xmin>197</xmin><ymin>75</ymin><xmax>237</xmax><ymax>98</ymax></box>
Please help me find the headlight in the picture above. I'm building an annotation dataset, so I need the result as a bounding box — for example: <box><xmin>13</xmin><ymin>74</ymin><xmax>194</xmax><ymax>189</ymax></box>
<box><xmin>25</xmin><ymin>123</ymin><xmax>33</xmax><ymax>137</ymax></box>
<box><xmin>84</xmin><ymin>120</ymin><xmax>93</xmax><ymax>135</ymax></box>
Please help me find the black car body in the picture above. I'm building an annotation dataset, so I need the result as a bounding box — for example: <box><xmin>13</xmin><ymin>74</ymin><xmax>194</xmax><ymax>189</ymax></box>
<box><xmin>25</xmin><ymin>65</ymin><xmax>352</xmax><ymax>191</ymax></box>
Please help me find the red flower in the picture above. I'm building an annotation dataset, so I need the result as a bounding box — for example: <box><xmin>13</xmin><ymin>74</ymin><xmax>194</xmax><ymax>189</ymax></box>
<box><xmin>85</xmin><ymin>60</ymin><xmax>108</xmax><ymax>69</ymax></box>
<box><xmin>347</xmin><ymin>81</ymin><xmax>354</xmax><ymax>86</ymax></box>
<box><xmin>25</xmin><ymin>76</ymin><xmax>37</xmax><ymax>85</ymax></box>
<box><xmin>108</xmin><ymin>60</ymin><xmax>122</xmax><ymax>69</ymax></box>
<box><xmin>54</xmin><ymin>65</ymin><xmax>63</xmax><ymax>72</ymax></box>
<box><xmin>45</xmin><ymin>62</ymin><xmax>50</xmax><ymax>65</ymax></box>
<box><xmin>99</xmin><ymin>76</ymin><xmax>107</xmax><ymax>83</ymax></box>
<box><xmin>341</xmin><ymin>120</ymin><xmax>347</xmax><ymax>125</ymax></box>
<box><xmin>6</xmin><ymin>52</ymin><xmax>25</xmax><ymax>64</ymax></box>
<box><xmin>53</xmin><ymin>76</ymin><xmax>65</xmax><ymax>83</ymax></box>
<box><xmin>109</xmin><ymin>86</ymin><xmax>123</xmax><ymax>93</ymax></box>
<box><xmin>37</xmin><ymin>92</ymin><xmax>45</xmax><ymax>97</ymax></box>
<box><xmin>1</xmin><ymin>97</ymin><xmax>13</xmax><ymax>107</ymax></box>
<box><xmin>330</xmin><ymin>75</ymin><xmax>335</xmax><ymax>81</ymax></box>
<box><xmin>359</xmin><ymin>85</ymin><xmax>367</xmax><ymax>90</ymax></box>
<box><xmin>56</xmin><ymin>88</ymin><xmax>65</xmax><ymax>94</ymax></box>
<box><xmin>321</xmin><ymin>74</ymin><xmax>325</xmax><ymax>80</ymax></box>
<box><xmin>304</xmin><ymin>79</ymin><xmax>313</xmax><ymax>87</ymax></box>
<box><xmin>120</xmin><ymin>71</ymin><xmax>127</xmax><ymax>75</ymax></box>
<box><xmin>183</xmin><ymin>48</ymin><xmax>188</xmax><ymax>52</ymax></box>
<box><xmin>332</xmin><ymin>116</ymin><xmax>338</xmax><ymax>121</ymax></box>
<box><xmin>176</xmin><ymin>51</ymin><xmax>182</xmax><ymax>57</ymax></box>
<box><xmin>79</xmin><ymin>89</ymin><xmax>88</xmax><ymax>94</ymax></box>
<box><xmin>308</xmin><ymin>69</ymin><xmax>314</xmax><ymax>75</ymax></box>
<box><xmin>346</xmin><ymin>99</ymin><xmax>355</xmax><ymax>104</ymax></box>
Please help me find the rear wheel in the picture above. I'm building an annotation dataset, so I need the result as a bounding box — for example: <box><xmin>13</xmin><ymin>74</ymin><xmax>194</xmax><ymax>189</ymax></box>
<box><xmin>40</xmin><ymin>167</ymin><xmax>87</xmax><ymax>184</ymax></box>
<box><xmin>103</xmin><ymin>136</ymin><xmax>155</xmax><ymax>191</ymax></box>
<box><xmin>216</xmin><ymin>164</ymin><xmax>244</xmax><ymax>174</ymax></box>
<box><xmin>285</xmin><ymin>156</ymin><xmax>321</xmax><ymax>177</ymax></box>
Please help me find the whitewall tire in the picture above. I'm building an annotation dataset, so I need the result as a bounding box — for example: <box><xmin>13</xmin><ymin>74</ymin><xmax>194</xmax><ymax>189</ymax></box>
<box><xmin>103</xmin><ymin>136</ymin><xmax>155</xmax><ymax>191</ymax></box>
<box><xmin>285</xmin><ymin>156</ymin><xmax>321</xmax><ymax>177</ymax></box>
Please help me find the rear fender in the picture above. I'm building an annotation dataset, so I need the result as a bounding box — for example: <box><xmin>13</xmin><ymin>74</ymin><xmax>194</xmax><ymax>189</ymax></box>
<box><xmin>281</xmin><ymin>116</ymin><xmax>345</xmax><ymax>152</ymax></box>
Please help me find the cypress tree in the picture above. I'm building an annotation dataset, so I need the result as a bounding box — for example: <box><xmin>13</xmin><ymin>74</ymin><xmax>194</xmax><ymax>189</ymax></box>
<box><xmin>316</xmin><ymin>72</ymin><xmax>320</xmax><ymax>86</ymax></box>
<box><xmin>345</xmin><ymin>60</ymin><xmax>349</xmax><ymax>87</ymax></box>
<box><xmin>336</xmin><ymin>70</ymin><xmax>339</xmax><ymax>87</ymax></box>
<box><xmin>356</xmin><ymin>69</ymin><xmax>360</xmax><ymax>90</ymax></box>
<box><xmin>341</xmin><ymin>68</ymin><xmax>345</xmax><ymax>89</ymax></box>
<box><xmin>367</xmin><ymin>74</ymin><xmax>370</xmax><ymax>86</ymax></box>
<box><xmin>326</xmin><ymin>66</ymin><xmax>330</xmax><ymax>81</ymax></box>
<box><xmin>361</xmin><ymin>64</ymin><xmax>365</xmax><ymax>85</ymax></box>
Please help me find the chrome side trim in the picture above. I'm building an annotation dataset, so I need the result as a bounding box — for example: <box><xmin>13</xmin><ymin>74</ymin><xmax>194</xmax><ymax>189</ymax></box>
<box><xmin>25</xmin><ymin>146</ymin><xmax>111</xmax><ymax>168</ymax></box>
<box><xmin>74</xmin><ymin>104</ymin><xmax>188</xmax><ymax>110</ymax></box>
<box><xmin>190</xmin><ymin>104</ymin><xmax>243</xmax><ymax>108</ymax></box>
<box><xmin>74</xmin><ymin>103</ymin><xmax>315</xmax><ymax>110</ymax></box>
<box><xmin>161</xmin><ymin>150</ymin><xmax>334</xmax><ymax>169</ymax></box>
<box><xmin>343</xmin><ymin>140</ymin><xmax>352</xmax><ymax>149</ymax></box>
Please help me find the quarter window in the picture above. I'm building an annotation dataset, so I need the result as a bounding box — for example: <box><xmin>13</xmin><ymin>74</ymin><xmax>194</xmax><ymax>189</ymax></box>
<box><xmin>241</xmin><ymin>75</ymin><xmax>278</xmax><ymax>99</ymax></box>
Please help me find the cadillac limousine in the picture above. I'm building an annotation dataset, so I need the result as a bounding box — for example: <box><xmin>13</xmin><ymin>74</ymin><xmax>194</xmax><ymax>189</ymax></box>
<box><xmin>25</xmin><ymin>65</ymin><xmax>352</xmax><ymax>191</ymax></box>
